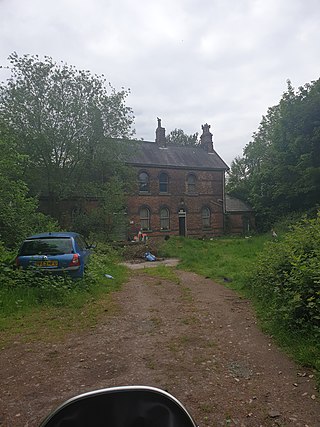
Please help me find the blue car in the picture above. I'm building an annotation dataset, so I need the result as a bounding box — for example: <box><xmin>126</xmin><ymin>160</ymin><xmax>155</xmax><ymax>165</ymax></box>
<box><xmin>15</xmin><ymin>232</ymin><xmax>92</xmax><ymax>278</ymax></box>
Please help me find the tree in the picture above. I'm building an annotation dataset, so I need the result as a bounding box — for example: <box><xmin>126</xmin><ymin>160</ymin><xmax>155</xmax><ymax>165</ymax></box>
<box><xmin>0</xmin><ymin>53</ymin><xmax>135</xmax><ymax>205</ymax></box>
<box><xmin>70</xmin><ymin>177</ymin><xmax>128</xmax><ymax>240</ymax></box>
<box><xmin>226</xmin><ymin>156</ymin><xmax>249</xmax><ymax>200</ymax></box>
<box><xmin>165</xmin><ymin>128</ymin><xmax>199</xmax><ymax>146</ymax></box>
<box><xmin>227</xmin><ymin>79</ymin><xmax>320</xmax><ymax>230</ymax></box>
<box><xmin>0</xmin><ymin>127</ymin><xmax>58</xmax><ymax>248</ymax></box>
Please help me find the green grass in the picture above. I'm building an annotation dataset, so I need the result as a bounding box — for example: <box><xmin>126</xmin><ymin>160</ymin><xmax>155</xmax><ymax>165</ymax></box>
<box><xmin>160</xmin><ymin>236</ymin><xmax>320</xmax><ymax>385</ymax></box>
<box><xmin>0</xmin><ymin>246</ymin><xmax>128</xmax><ymax>347</ymax></box>
<box><xmin>159</xmin><ymin>235</ymin><xmax>269</xmax><ymax>289</ymax></box>
<box><xmin>139</xmin><ymin>265</ymin><xmax>180</xmax><ymax>284</ymax></box>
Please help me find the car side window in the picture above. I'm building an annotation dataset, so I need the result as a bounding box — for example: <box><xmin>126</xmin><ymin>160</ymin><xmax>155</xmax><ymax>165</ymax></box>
<box><xmin>76</xmin><ymin>236</ymin><xmax>87</xmax><ymax>250</ymax></box>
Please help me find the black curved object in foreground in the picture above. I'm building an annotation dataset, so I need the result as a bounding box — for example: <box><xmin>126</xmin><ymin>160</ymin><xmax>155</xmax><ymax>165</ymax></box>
<box><xmin>39</xmin><ymin>386</ymin><xmax>198</xmax><ymax>427</ymax></box>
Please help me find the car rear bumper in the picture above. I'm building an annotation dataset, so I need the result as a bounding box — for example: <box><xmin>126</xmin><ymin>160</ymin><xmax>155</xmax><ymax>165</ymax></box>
<box><xmin>19</xmin><ymin>265</ymin><xmax>84</xmax><ymax>278</ymax></box>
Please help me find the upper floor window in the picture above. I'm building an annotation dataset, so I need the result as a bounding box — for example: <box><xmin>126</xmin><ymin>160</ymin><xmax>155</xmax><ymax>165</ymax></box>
<box><xmin>202</xmin><ymin>207</ymin><xmax>211</xmax><ymax>227</ymax></box>
<box><xmin>187</xmin><ymin>174</ymin><xmax>196</xmax><ymax>194</ymax></box>
<box><xmin>160</xmin><ymin>207</ymin><xmax>170</xmax><ymax>230</ymax></box>
<box><xmin>159</xmin><ymin>172</ymin><xmax>169</xmax><ymax>193</ymax></box>
<box><xmin>138</xmin><ymin>172</ymin><xmax>149</xmax><ymax>193</ymax></box>
<box><xmin>139</xmin><ymin>207</ymin><xmax>150</xmax><ymax>230</ymax></box>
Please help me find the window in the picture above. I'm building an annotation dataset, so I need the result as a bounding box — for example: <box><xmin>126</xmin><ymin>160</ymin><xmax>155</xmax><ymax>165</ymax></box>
<box><xmin>19</xmin><ymin>238</ymin><xmax>73</xmax><ymax>256</ymax></box>
<box><xmin>160</xmin><ymin>207</ymin><xmax>170</xmax><ymax>230</ymax></box>
<box><xmin>202</xmin><ymin>207</ymin><xmax>211</xmax><ymax>228</ymax></box>
<box><xmin>187</xmin><ymin>174</ymin><xmax>196</xmax><ymax>194</ymax></box>
<box><xmin>159</xmin><ymin>172</ymin><xmax>169</xmax><ymax>193</ymax></box>
<box><xmin>140</xmin><ymin>207</ymin><xmax>150</xmax><ymax>230</ymax></box>
<box><xmin>138</xmin><ymin>172</ymin><xmax>149</xmax><ymax>193</ymax></box>
<box><xmin>76</xmin><ymin>235</ymin><xmax>87</xmax><ymax>250</ymax></box>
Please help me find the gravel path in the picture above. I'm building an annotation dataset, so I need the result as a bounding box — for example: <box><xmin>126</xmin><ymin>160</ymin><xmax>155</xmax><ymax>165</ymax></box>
<box><xmin>0</xmin><ymin>267</ymin><xmax>319</xmax><ymax>426</ymax></box>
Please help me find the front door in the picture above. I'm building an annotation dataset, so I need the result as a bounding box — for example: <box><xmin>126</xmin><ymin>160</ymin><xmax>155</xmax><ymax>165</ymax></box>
<box><xmin>178</xmin><ymin>209</ymin><xmax>186</xmax><ymax>236</ymax></box>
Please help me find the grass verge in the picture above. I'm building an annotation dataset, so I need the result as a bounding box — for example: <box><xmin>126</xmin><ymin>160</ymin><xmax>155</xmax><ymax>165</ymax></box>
<box><xmin>0</xmin><ymin>245</ymin><xmax>128</xmax><ymax>347</ymax></box>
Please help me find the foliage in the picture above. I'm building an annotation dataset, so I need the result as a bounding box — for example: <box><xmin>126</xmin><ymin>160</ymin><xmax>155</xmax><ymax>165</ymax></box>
<box><xmin>0</xmin><ymin>132</ymin><xmax>59</xmax><ymax>249</ymax></box>
<box><xmin>0</xmin><ymin>244</ymin><xmax>127</xmax><ymax>344</ymax></box>
<box><xmin>248</xmin><ymin>214</ymin><xmax>320</xmax><ymax>335</ymax></box>
<box><xmin>0</xmin><ymin>52</ymin><xmax>135</xmax><ymax>207</ymax></box>
<box><xmin>166</xmin><ymin>128</ymin><xmax>199</xmax><ymax>146</ymax></box>
<box><xmin>71</xmin><ymin>177</ymin><xmax>129</xmax><ymax>241</ymax></box>
<box><xmin>0</xmin><ymin>52</ymin><xmax>136</xmax><ymax>240</ymax></box>
<box><xmin>225</xmin><ymin>156</ymin><xmax>250</xmax><ymax>201</ymax></box>
<box><xmin>227</xmin><ymin>79</ymin><xmax>320</xmax><ymax>230</ymax></box>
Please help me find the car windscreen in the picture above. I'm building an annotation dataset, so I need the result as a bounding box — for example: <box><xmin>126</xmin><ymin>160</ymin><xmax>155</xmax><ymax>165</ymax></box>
<box><xmin>20</xmin><ymin>238</ymin><xmax>74</xmax><ymax>256</ymax></box>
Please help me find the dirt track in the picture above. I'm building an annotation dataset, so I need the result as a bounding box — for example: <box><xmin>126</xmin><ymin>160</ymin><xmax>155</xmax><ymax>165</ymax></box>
<box><xmin>0</xmin><ymin>266</ymin><xmax>319</xmax><ymax>426</ymax></box>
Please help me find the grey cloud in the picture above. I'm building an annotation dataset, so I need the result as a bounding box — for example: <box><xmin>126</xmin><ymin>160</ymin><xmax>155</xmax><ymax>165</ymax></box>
<box><xmin>1</xmin><ymin>0</ymin><xmax>320</xmax><ymax>164</ymax></box>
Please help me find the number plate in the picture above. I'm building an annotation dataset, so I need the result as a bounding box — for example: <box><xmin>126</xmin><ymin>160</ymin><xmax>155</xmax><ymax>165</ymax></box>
<box><xmin>34</xmin><ymin>260</ymin><xmax>58</xmax><ymax>267</ymax></box>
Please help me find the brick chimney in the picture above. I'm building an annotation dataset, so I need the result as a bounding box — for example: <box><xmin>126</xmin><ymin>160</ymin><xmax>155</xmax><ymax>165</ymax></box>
<box><xmin>155</xmin><ymin>117</ymin><xmax>166</xmax><ymax>145</ymax></box>
<box><xmin>200</xmin><ymin>123</ymin><xmax>214</xmax><ymax>152</ymax></box>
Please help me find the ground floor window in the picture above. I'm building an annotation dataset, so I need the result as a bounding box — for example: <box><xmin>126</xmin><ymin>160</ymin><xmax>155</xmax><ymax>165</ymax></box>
<box><xmin>202</xmin><ymin>207</ymin><xmax>211</xmax><ymax>227</ymax></box>
<box><xmin>140</xmin><ymin>207</ymin><xmax>150</xmax><ymax>230</ymax></box>
<box><xmin>160</xmin><ymin>207</ymin><xmax>170</xmax><ymax>230</ymax></box>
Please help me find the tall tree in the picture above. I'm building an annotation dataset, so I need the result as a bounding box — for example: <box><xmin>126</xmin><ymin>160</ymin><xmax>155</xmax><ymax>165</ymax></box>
<box><xmin>0</xmin><ymin>53</ymin><xmax>135</xmax><ymax>204</ymax></box>
<box><xmin>166</xmin><ymin>128</ymin><xmax>199</xmax><ymax>146</ymax></box>
<box><xmin>226</xmin><ymin>156</ymin><xmax>249</xmax><ymax>200</ymax></box>
<box><xmin>227</xmin><ymin>79</ymin><xmax>320</xmax><ymax>229</ymax></box>
<box><xmin>0</xmin><ymin>123</ymin><xmax>58</xmax><ymax>248</ymax></box>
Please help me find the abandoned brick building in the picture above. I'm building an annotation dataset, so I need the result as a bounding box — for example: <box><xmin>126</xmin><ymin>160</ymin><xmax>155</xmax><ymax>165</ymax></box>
<box><xmin>39</xmin><ymin>119</ymin><xmax>254</xmax><ymax>238</ymax></box>
<box><xmin>125</xmin><ymin>119</ymin><xmax>253</xmax><ymax>239</ymax></box>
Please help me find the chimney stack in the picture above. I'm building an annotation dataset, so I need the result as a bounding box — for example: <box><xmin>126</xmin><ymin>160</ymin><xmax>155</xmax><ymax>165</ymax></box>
<box><xmin>155</xmin><ymin>117</ymin><xmax>166</xmax><ymax>145</ymax></box>
<box><xmin>200</xmin><ymin>123</ymin><xmax>213</xmax><ymax>152</ymax></box>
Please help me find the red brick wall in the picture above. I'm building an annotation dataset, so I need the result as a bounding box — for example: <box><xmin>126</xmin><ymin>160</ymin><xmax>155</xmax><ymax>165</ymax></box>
<box><xmin>39</xmin><ymin>167</ymin><xmax>255</xmax><ymax>239</ymax></box>
<box><xmin>127</xmin><ymin>166</ymin><xmax>225</xmax><ymax>239</ymax></box>
<box><xmin>226</xmin><ymin>212</ymin><xmax>256</xmax><ymax>235</ymax></box>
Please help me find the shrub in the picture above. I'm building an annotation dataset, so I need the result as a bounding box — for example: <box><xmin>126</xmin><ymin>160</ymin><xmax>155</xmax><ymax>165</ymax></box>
<box><xmin>0</xmin><ymin>242</ymin><xmax>126</xmax><ymax>319</ymax></box>
<box><xmin>249</xmin><ymin>213</ymin><xmax>320</xmax><ymax>334</ymax></box>
<box><xmin>0</xmin><ymin>176</ymin><xmax>59</xmax><ymax>250</ymax></box>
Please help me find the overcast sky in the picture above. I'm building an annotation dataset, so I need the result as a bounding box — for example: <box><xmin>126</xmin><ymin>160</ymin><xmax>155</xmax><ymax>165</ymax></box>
<box><xmin>1</xmin><ymin>0</ymin><xmax>320</xmax><ymax>165</ymax></box>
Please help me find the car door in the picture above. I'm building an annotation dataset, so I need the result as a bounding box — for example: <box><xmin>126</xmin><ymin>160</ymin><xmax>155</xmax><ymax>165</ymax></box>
<box><xmin>75</xmin><ymin>235</ymin><xmax>91</xmax><ymax>268</ymax></box>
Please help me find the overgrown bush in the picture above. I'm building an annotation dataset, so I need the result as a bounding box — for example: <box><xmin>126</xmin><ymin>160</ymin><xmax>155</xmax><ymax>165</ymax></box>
<box><xmin>249</xmin><ymin>213</ymin><xmax>320</xmax><ymax>334</ymax></box>
<box><xmin>0</xmin><ymin>178</ymin><xmax>60</xmax><ymax>249</ymax></box>
<box><xmin>0</xmin><ymin>264</ymin><xmax>85</xmax><ymax>313</ymax></box>
<box><xmin>0</xmin><ymin>243</ymin><xmax>125</xmax><ymax>319</ymax></box>
<box><xmin>0</xmin><ymin>243</ymin><xmax>128</xmax><ymax>346</ymax></box>
<box><xmin>0</xmin><ymin>135</ymin><xmax>60</xmax><ymax>249</ymax></box>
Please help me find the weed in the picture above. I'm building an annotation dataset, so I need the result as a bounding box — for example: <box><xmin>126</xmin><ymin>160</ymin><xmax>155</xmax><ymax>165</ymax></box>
<box><xmin>180</xmin><ymin>285</ymin><xmax>193</xmax><ymax>302</ymax></box>
<box><xmin>199</xmin><ymin>402</ymin><xmax>212</xmax><ymax>413</ymax></box>
<box><xmin>150</xmin><ymin>316</ymin><xmax>162</xmax><ymax>328</ymax></box>
<box><xmin>0</xmin><ymin>246</ymin><xmax>127</xmax><ymax>347</ymax></box>
<box><xmin>140</xmin><ymin>265</ymin><xmax>180</xmax><ymax>284</ymax></box>
<box><xmin>143</xmin><ymin>356</ymin><xmax>156</xmax><ymax>370</ymax></box>
<box><xmin>167</xmin><ymin>339</ymin><xmax>180</xmax><ymax>354</ymax></box>
<box><xmin>181</xmin><ymin>316</ymin><xmax>198</xmax><ymax>325</ymax></box>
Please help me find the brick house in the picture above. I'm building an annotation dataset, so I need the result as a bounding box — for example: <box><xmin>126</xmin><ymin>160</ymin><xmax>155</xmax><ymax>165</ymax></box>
<box><xmin>38</xmin><ymin>119</ymin><xmax>255</xmax><ymax>239</ymax></box>
<box><xmin>125</xmin><ymin>119</ymin><xmax>229</xmax><ymax>239</ymax></box>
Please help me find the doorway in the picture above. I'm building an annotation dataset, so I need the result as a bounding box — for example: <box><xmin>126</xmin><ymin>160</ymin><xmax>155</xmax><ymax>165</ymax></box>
<box><xmin>178</xmin><ymin>209</ymin><xmax>186</xmax><ymax>236</ymax></box>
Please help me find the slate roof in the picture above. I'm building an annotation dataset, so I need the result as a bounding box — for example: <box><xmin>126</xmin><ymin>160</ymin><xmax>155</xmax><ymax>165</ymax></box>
<box><xmin>225</xmin><ymin>195</ymin><xmax>253</xmax><ymax>212</ymax></box>
<box><xmin>125</xmin><ymin>140</ymin><xmax>229</xmax><ymax>171</ymax></box>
